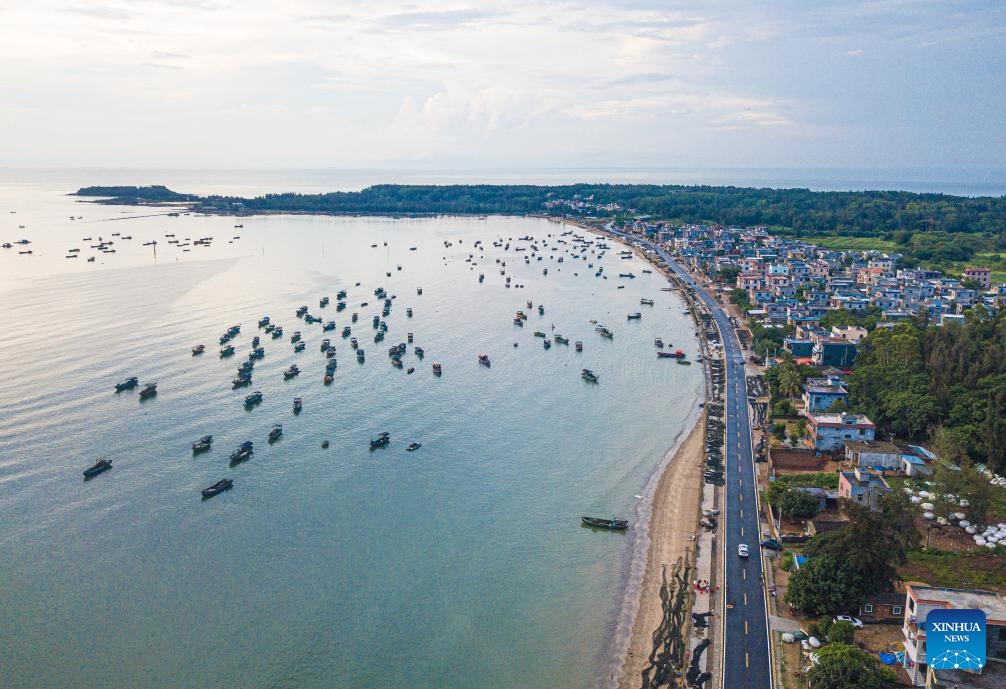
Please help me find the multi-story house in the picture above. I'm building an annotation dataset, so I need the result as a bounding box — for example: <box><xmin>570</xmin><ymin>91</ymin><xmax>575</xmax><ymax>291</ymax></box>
<box><xmin>804</xmin><ymin>411</ymin><xmax>875</xmax><ymax>451</ymax></box>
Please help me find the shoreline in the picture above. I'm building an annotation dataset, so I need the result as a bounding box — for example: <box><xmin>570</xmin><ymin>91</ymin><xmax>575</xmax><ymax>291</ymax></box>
<box><xmin>563</xmin><ymin>219</ymin><xmax>710</xmax><ymax>688</ymax></box>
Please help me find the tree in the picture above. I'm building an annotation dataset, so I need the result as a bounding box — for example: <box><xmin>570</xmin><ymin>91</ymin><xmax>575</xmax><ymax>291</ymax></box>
<box><xmin>828</xmin><ymin>620</ymin><xmax>856</xmax><ymax>644</ymax></box>
<box><xmin>718</xmin><ymin>265</ymin><xmax>741</xmax><ymax>284</ymax></box>
<box><xmin>806</xmin><ymin>643</ymin><xmax>895</xmax><ymax>689</ymax></box>
<box><xmin>779</xmin><ymin>490</ymin><xmax>822</xmax><ymax>520</ymax></box>
<box><xmin>785</xmin><ymin>553</ymin><xmax>870</xmax><ymax>615</ymax></box>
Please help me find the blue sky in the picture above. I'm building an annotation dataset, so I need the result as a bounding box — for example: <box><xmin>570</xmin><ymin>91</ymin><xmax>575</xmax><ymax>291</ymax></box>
<box><xmin>1</xmin><ymin>1</ymin><xmax>1003</xmax><ymax>168</ymax></box>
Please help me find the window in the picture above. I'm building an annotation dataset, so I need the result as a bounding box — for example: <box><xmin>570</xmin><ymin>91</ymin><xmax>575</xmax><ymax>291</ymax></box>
<box><xmin>893</xmin><ymin>606</ymin><xmax>903</xmax><ymax>615</ymax></box>
<box><xmin>909</xmin><ymin>599</ymin><xmax>915</xmax><ymax>612</ymax></box>
<box><xmin>864</xmin><ymin>604</ymin><xmax>874</xmax><ymax>613</ymax></box>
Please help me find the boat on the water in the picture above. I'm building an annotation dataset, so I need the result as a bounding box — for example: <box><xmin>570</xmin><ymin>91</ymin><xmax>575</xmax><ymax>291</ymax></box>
<box><xmin>319</xmin><ymin>296</ymin><xmax>330</xmax><ymax>307</ymax></box>
<box><xmin>258</xmin><ymin>316</ymin><xmax>271</xmax><ymax>327</ymax></box>
<box><xmin>581</xmin><ymin>368</ymin><xmax>599</xmax><ymax>383</ymax></box>
<box><xmin>478</xmin><ymin>353</ymin><xmax>491</xmax><ymax>367</ymax></box>
<box><xmin>284</xmin><ymin>364</ymin><xmax>300</xmax><ymax>379</ymax></box>
<box><xmin>201</xmin><ymin>478</ymin><xmax>232</xmax><ymax>498</ymax></box>
<box><xmin>323</xmin><ymin>321</ymin><xmax>336</xmax><ymax>332</ymax></box>
<box><xmin>293</xmin><ymin>341</ymin><xmax>305</xmax><ymax>352</ymax></box>
<box><xmin>229</xmin><ymin>441</ymin><xmax>253</xmax><ymax>465</ymax></box>
<box><xmin>677</xmin><ymin>359</ymin><xmax>692</xmax><ymax>365</ymax></box>
<box><xmin>618</xmin><ymin>273</ymin><xmax>635</xmax><ymax>278</ymax></box>
<box><xmin>432</xmin><ymin>362</ymin><xmax>442</xmax><ymax>376</ymax></box>
<box><xmin>414</xmin><ymin>346</ymin><xmax>425</xmax><ymax>358</ymax></box>
<box><xmin>139</xmin><ymin>382</ymin><xmax>158</xmax><ymax>399</ymax></box>
<box><xmin>192</xmin><ymin>435</ymin><xmax>213</xmax><ymax>453</ymax></box>
<box><xmin>244</xmin><ymin>391</ymin><xmax>263</xmax><ymax>407</ymax></box>
<box><xmin>627</xmin><ymin>312</ymin><xmax>641</xmax><ymax>320</ymax></box>
<box><xmin>83</xmin><ymin>457</ymin><xmax>112</xmax><ymax>479</ymax></box>
<box><xmin>406</xmin><ymin>442</ymin><xmax>421</xmax><ymax>452</ymax></box>
<box><xmin>533</xmin><ymin>331</ymin><xmax>546</xmax><ymax>338</ymax></box>
<box><xmin>575</xmin><ymin>341</ymin><xmax>583</xmax><ymax>351</ymax></box>
<box><xmin>640</xmin><ymin>298</ymin><xmax>654</xmax><ymax>305</ymax></box>
<box><xmin>290</xmin><ymin>331</ymin><xmax>302</xmax><ymax>343</ymax></box>
<box><xmin>191</xmin><ymin>344</ymin><xmax>205</xmax><ymax>355</ymax></box>
<box><xmin>114</xmin><ymin>377</ymin><xmax>139</xmax><ymax>392</ymax></box>
<box><xmin>543</xmin><ymin>339</ymin><xmax>551</xmax><ymax>349</ymax></box>
<box><xmin>554</xmin><ymin>335</ymin><xmax>569</xmax><ymax>344</ymax></box>
<box><xmin>370</xmin><ymin>432</ymin><xmax>390</xmax><ymax>449</ymax></box>
<box><xmin>293</xmin><ymin>397</ymin><xmax>303</xmax><ymax>413</ymax></box>
<box><xmin>268</xmin><ymin>424</ymin><xmax>283</xmax><ymax>443</ymax></box>
<box><xmin>654</xmin><ymin>338</ymin><xmax>664</xmax><ymax>348</ymax></box>
<box><xmin>581</xmin><ymin>516</ymin><xmax>628</xmax><ymax>530</ymax></box>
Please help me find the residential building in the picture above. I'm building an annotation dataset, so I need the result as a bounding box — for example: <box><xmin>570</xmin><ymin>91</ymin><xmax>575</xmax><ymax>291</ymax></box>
<box><xmin>963</xmin><ymin>267</ymin><xmax>992</xmax><ymax>290</ymax></box>
<box><xmin>802</xmin><ymin>382</ymin><xmax>848</xmax><ymax>412</ymax></box>
<box><xmin>843</xmin><ymin>439</ymin><xmax>903</xmax><ymax>470</ymax></box>
<box><xmin>812</xmin><ymin>338</ymin><xmax>858</xmax><ymax>367</ymax></box>
<box><xmin>902</xmin><ymin>584</ymin><xmax>1006</xmax><ymax>686</ymax></box>
<box><xmin>858</xmin><ymin>591</ymin><xmax>906</xmax><ymax>624</ymax></box>
<box><xmin>805</xmin><ymin>411</ymin><xmax>875</xmax><ymax>451</ymax></box>
<box><xmin>838</xmin><ymin>467</ymin><xmax>891</xmax><ymax>510</ymax></box>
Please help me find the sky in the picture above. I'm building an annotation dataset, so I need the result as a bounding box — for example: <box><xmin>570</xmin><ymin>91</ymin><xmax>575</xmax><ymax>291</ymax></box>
<box><xmin>1</xmin><ymin>0</ymin><xmax>1004</xmax><ymax>169</ymax></box>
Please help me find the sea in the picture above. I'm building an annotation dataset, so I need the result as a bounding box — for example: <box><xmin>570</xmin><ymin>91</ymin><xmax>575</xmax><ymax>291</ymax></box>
<box><xmin>0</xmin><ymin>166</ymin><xmax>999</xmax><ymax>689</ymax></box>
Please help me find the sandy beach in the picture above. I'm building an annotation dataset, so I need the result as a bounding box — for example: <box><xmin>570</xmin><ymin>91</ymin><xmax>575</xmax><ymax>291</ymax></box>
<box><xmin>616</xmin><ymin>413</ymin><xmax>706</xmax><ymax>689</ymax></box>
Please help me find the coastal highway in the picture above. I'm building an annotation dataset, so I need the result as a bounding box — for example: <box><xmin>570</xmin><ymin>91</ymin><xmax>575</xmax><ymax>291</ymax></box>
<box><xmin>606</xmin><ymin>228</ymin><xmax>773</xmax><ymax>689</ymax></box>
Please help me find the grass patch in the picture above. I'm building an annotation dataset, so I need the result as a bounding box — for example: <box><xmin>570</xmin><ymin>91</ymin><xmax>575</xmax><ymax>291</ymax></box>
<box><xmin>902</xmin><ymin>549</ymin><xmax>1006</xmax><ymax>592</ymax></box>
<box><xmin>769</xmin><ymin>472</ymin><xmax>839</xmax><ymax>490</ymax></box>
<box><xmin>795</xmin><ymin>235</ymin><xmax>900</xmax><ymax>252</ymax></box>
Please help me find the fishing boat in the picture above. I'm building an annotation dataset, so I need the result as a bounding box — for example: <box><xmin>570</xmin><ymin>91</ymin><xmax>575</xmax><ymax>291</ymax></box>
<box><xmin>264</xmin><ymin>323</ymin><xmax>276</xmax><ymax>333</ymax></box>
<box><xmin>258</xmin><ymin>316</ymin><xmax>271</xmax><ymax>328</ymax></box>
<box><xmin>232</xmin><ymin>375</ymin><xmax>252</xmax><ymax>388</ymax></box>
<box><xmin>677</xmin><ymin>359</ymin><xmax>692</xmax><ymax>365</ymax></box>
<box><xmin>296</xmin><ymin>306</ymin><xmax>308</xmax><ymax>317</ymax></box>
<box><xmin>432</xmin><ymin>362</ymin><xmax>442</xmax><ymax>376</ymax></box>
<box><xmin>290</xmin><ymin>331</ymin><xmax>302</xmax><ymax>343</ymax></box>
<box><xmin>598</xmin><ymin>327</ymin><xmax>613</xmax><ymax>338</ymax></box>
<box><xmin>139</xmin><ymin>382</ymin><xmax>158</xmax><ymax>399</ymax></box>
<box><xmin>406</xmin><ymin>367</ymin><xmax>415</xmax><ymax>374</ymax></box>
<box><xmin>192</xmin><ymin>435</ymin><xmax>213</xmax><ymax>453</ymax></box>
<box><xmin>305</xmin><ymin>315</ymin><xmax>322</xmax><ymax>324</ymax></box>
<box><xmin>618</xmin><ymin>273</ymin><xmax>636</xmax><ymax>278</ymax></box>
<box><xmin>201</xmin><ymin>479</ymin><xmax>232</xmax><ymax>498</ymax></box>
<box><xmin>324</xmin><ymin>374</ymin><xmax>334</xmax><ymax>385</ymax></box>
<box><xmin>192</xmin><ymin>344</ymin><xmax>205</xmax><ymax>355</ymax></box>
<box><xmin>293</xmin><ymin>341</ymin><xmax>305</xmax><ymax>353</ymax></box>
<box><xmin>478</xmin><ymin>353</ymin><xmax>491</xmax><ymax>367</ymax></box>
<box><xmin>406</xmin><ymin>442</ymin><xmax>421</xmax><ymax>452</ymax></box>
<box><xmin>350</xmin><ymin>337</ymin><xmax>359</xmax><ymax>349</ymax></box>
<box><xmin>581</xmin><ymin>516</ymin><xmax>628</xmax><ymax>530</ymax></box>
<box><xmin>406</xmin><ymin>307</ymin><xmax>413</xmax><ymax>317</ymax></box>
<box><xmin>391</xmin><ymin>358</ymin><xmax>403</xmax><ymax>369</ymax></box>
<box><xmin>414</xmin><ymin>346</ymin><xmax>425</xmax><ymax>358</ymax></box>
<box><xmin>640</xmin><ymin>298</ymin><xmax>654</xmax><ymax>305</ymax></box>
<box><xmin>268</xmin><ymin>425</ymin><xmax>283</xmax><ymax>443</ymax></box>
<box><xmin>627</xmin><ymin>312</ymin><xmax>641</xmax><ymax>320</ymax></box>
<box><xmin>641</xmin><ymin>269</ymin><xmax>652</xmax><ymax>274</ymax></box>
<box><xmin>553</xmin><ymin>335</ymin><xmax>568</xmax><ymax>344</ymax></box>
<box><xmin>244</xmin><ymin>391</ymin><xmax>263</xmax><ymax>407</ymax></box>
<box><xmin>337</xmin><ymin>290</ymin><xmax>347</xmax><ymax>300</ymax></box>
<box><xmin>229</xmin><ymin>441</ymin><xmax>253</xmax><ymax>465</ymax></box>
<box><xmin>323</xmin><ymin>321</ymin><xmax>336</xmax><ymax>332</ymax></box>
<box><xmin>543</xmin><ymin>339</ymin><xmax>551</xmax><ymax>349</ymax></box>
<box><xmin>513</xmin><ymin>318</ymin><xmax>524</xmax><ymax>326</ymax></box>
<box><xmin>575</xmin><ymin>341</ymin><xmax>583</xmax><ymax>351</ymax></box>
<box><xmin>251</xmin><ymin>336</ymin><xmax>260</xmax><ymax>347</ymax></box>
<box><xmin>538</xmin><ymin>305</ymin><xmax>545</xmax><ymax>315</ymax></box>
<box><xmin>357</xmin><ymin>349</ymin><xmax>365</xmax><ymax>362</ymax></box>
<box><xmin>657</xmin><ymin>351</ymin><xmax>677</xmax><ymax>358</ymax></box>
<box><xmin>654</xmin><ymin>338</ymin><xmax>664</xmax><ymax>348</ymax></box>
<box><xmin>374</xmin><ymin>331</ymin><xmax>385</xmax><ymax>343</ymax></box>
<box><xmin>372</xmin><ymin>315</ymin><xmax>381</xmax><ymax>329</ymax></box>
<box><xmin>351</xmin><ymin>312</ymin><xmax>358</xmax><ymax>323</ymax></box>
<box><xmin>283</xmin><ymin>364</ymin><xmax>300</xmax><ymax>379</ymax></box>
<box><xmin>114</xmin><ymin>377</ymin><xmax>139</xmax><ymax>392</ymax></box>
<box><xmin>533</xmin><ymin>331</ymin><xmax>546</xmax><ymax>338</ymax></box>
<box><xmin>249</xmin><ymin>347</ymin><xmax>265</xmax><ymax>360</ymax></box>
<box><xmin>271</xmin><ymin>326</ymin><xmax>284</xmax><ymax>339</ymax></box>
<box><xmin>581</xmin><ymin>368</ymin><xmax>599</xmax><ymax>383</ymax></box>
<box><xmin>370</xmin><ymin>432</ymin><xmax>390</xmax><ymax>449</ymax></box>
<box><xmin>293</xmin><ymin>397</ymin><xmax>303</xmax><ymax>413</ymax></box>
<box><xmin>407</xmin><ymin>332</ymin><xmax>414</xmax><ymax>343</ymax></box>
<box><xmin>320</xmin><ymin>339</ymin><xmax>331</xmax><ymax>351</ymax></box>
<box><xmin>417</xmin><ymin>287</ymin><xmax>422</xmax><ymax>295</ymax></box>
<box><xmin>319</xmin><ymin>296</ymin><xmax>330</xmax><ymax>307</ymax></box>
<box><xmin>83</xmin><ymin>457</ymin><xmax>112</xmax><ymax>479</ymax></box>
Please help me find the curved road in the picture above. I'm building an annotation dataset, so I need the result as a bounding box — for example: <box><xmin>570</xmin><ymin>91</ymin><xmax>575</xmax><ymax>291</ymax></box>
<box><xmin>608</xmin><ymin>228</ymin><xmax>772</xmax><ymax>689</ymax></box>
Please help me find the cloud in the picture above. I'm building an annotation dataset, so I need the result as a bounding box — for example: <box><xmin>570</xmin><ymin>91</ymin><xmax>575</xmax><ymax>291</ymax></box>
<box><xmin>846</xmin><ymin>49</ymin><xmax>865</xmax><ymax>56</ymax></box>
<box><xmin>376</xmin><ymin>8</ymin><xmax>509</xmax><ymax>29</ymax></box>
<box><xmin>60</xmin><ymin>4</ymin><xmax>134</xmax><ymax>21</ymax></box>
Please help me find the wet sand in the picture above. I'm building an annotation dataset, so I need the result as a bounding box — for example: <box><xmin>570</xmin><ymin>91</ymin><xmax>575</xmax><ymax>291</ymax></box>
<box><xmin>616</xmin><ymin>414</ymin><xmax>706</xmax><ymax>689</ymax></box>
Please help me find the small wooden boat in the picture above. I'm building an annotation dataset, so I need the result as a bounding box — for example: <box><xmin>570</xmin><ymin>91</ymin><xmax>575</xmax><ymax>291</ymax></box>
<box><xmin>581</xmin><ymin>516</ymin><xmax>628</xmax><ymax>530</ymax></box>
<box><xmin>192</xmin><ymin>344</ymin><xmax>205</xmax><ymax>355</ymax></box>
<box><xmin>283</xmin><ymin>364</ymin><xmax>300</xmax><ymax>379</ymax></box>
<box><xmin>627</xmin><ymin>312</ymin><xmax>641</xmax><ymax>320</ymax></box>
<box><xmin>83</xmin><ymin>457</ymin><xmax>112</xmax><ymax>479</ymax></box>
<box><xmin>293</xmin><ymin>397</ymin><xmax>303</xmax><ymax>413</ymax></box>
<box><xmin>432</xmin><ymin>362</ymin><xmax>442</xmax><ymax>376</ymax></box>
<box><xmin>657</xmin><ymin>351</ymin><xmax>677</xmax><ymax>358</ymax></box>
<box><xmin>406</xmin><ymin>442</ymin><xmax>421</xmax><ymax>452</ymax></box>
<box><xmin>640</xmin><ymin>298</ymin><xmax>654</xmax><ymax>305</ymax></box>
<box><xmin>229</xmin><ymin>441</ymin><xmax>254</xmax><ymax>465</ymax></box>
<box><xmin>192</xmin><ymin>435</ymin><xmax>213</xmax><ymax>453</ymax></box>
<box><xmin>581</xmin><ymin>368</ymin><xmax>599</xmax><ymax>383</ymax></box>
<box><xmin>139</xmin><ymin>382</ymin><xmax>158</xmax><ymax>400</ymax></box>
<box><xmin>268</xmin><ymin>425</ymin><xmax>283</xmax><ymax>443</ymax></box>
<box><xmin>114</xmin><ymin>377</ymin><xmax>139</xmax><ymax>392</ymax></box>
<box><xmin>324</xmin><ymin>374</ymin><xmax>334</xmax><ymax>385</ymax></box>
<box><xmin>370</xmin><ymin>432</ymin><xmax>390</xmax><ymax>449</ymax></box>
<box><xmin>478</xmin><ymin>353</ymin><xmax>491</xmax><ymax>367</ymax></box>
<box><xmin>201</xmin><ymin>478</ymin><xmax>232</xmax><ymax>498</ymax></box>
<box><xmin>574</xmin><ymin>341</ymin><xmax>583</xmax><ymax>351</ymax></box>
<box><xmin>244</xmin><ymin>391</ymin><xmax>263</xmax><ymax>407</ymax></box>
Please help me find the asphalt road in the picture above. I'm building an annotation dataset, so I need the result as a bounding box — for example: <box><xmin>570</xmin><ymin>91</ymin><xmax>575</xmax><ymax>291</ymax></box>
<box><xmin>609</xmin><ymin>230</ymin><xmax>772</xmax><ymax>689</ymax></box>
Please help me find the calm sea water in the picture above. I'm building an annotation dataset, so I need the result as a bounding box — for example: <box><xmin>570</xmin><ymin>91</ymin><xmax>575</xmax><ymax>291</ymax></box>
<box><xmin>0</xmin><ymin>176</ymin><xmax>704</xmax><ymax>689</ymax></box>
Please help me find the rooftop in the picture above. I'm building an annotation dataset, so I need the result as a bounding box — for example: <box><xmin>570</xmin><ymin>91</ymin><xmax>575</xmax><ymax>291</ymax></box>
<box><xmin>843</xmin><ymin>439</ymin><xmax>903</xmax><ymax>455</ymax></box>
<box><xmin>931</xmin><ymin>662</ymin><xmax>1006</xmax><ymax>689</ymax></box>
<box><xmin>909</xmin><ymin>585</ymin><xmax>1006</xmax><ymax>623</ymax></box>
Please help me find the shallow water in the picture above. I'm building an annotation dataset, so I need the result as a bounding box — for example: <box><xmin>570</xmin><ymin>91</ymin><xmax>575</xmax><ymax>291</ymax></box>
<box><xmin>0</xmin><ymin>181</ymin><xmax>703</xmax><ymax>688</ymax></box>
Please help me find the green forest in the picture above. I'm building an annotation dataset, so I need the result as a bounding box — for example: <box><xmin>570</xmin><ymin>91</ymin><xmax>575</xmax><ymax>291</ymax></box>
<box><xmin>848</xmin><ymin>309</ymin><xmax>1006</xmax><ymax>473</ymax></box>
<box><xmin>75</xmin><ymin>183</ymin><xmax>1006</xmax><ymax>268</ymax></box>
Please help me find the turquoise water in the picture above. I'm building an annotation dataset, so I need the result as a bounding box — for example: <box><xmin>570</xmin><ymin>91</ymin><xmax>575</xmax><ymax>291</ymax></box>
<box><xmin>0</xmin><ymin>181</ymin><xmax>703</xmax><ymax>688</ymax></box>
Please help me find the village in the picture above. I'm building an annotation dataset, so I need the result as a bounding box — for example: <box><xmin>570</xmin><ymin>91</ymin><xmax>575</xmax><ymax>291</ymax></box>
<box><xmin>593</xmin><ymin>211</ymin><xmax>1006</xmax><ymax>689</ymax></box>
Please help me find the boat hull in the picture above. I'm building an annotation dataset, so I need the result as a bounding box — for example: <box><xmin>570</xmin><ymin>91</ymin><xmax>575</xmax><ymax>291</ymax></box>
<box><xmin>580</xmin><ymin>516</ymin><xmax>628</xmax><ymax>530</ymax></box>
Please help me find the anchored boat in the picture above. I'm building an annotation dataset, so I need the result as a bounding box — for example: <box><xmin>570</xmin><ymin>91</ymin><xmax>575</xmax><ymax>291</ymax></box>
<box><xmin>581</xmin><ymin>516</ymin><xmax>628</xmax><ymax>530</ymax></box>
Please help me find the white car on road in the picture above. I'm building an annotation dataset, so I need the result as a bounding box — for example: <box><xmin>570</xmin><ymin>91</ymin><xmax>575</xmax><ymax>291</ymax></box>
<box><xmin>737</xmin><ymin>544</ymin><xmax>750</xmax><ymax>558</ymax></box>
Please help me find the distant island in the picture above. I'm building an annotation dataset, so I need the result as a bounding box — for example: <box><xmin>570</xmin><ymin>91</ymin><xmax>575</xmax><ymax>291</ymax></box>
<box><xmin>74</xmin><ymin>183</ymin><xmax>1006</xmax><ymax>269</ymax></box>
